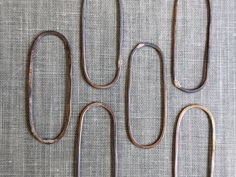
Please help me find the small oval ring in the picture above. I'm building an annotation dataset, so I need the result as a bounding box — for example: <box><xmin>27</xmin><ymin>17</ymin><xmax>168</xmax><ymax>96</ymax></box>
<box><xmin>76</xmin><ymin>102</ymin><xmax>117</xmax><ymax>177</ymax></box>
<box><xmin>174</xmin><ymin>104</ymin><xmax>216</xmax><ymax>177</ymax></box>
<box><xmin>171</xmin><ymin>0</ymin><xmax>211</xmax><ymax>93</ymax></box>
<box><xmin>126</xmin><ymin>42</ymin><xmax>167</xmax><ymax>149</ymax></box>
<box><xmin>80</xmin><ymin>0</ymin><xmax>124</xmax><ymax>89</ymax></box>
<box><xmin>28</xmin><ymin>31</ymin><xmax>72</xmax><ymax>144</ymax></box>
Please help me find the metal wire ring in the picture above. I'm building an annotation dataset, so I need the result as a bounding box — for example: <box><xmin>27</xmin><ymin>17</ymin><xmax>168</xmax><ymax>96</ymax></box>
<box><xmin>171</xmin><ymin>0</ymin><xmax>211</xmax><ymax>93</ymax></box>
<box><xmin>80</xmin><ymin>0</ymin><xmax>124</xmax><ymax>89</ymax></box>
<box><xmin>76</xmin><ymin>102</ymin><xmax>117</xmax><ymax>177</ymax></box>
<box><xmin>28</xmin><ymin>31</ymin><xmax>72</xmax><ymax>144</ymax></box>
<box><xmin>174</xmin><ymin>104</ymin><xmax>216</xmax><ymax>177</ymax></box>
<box><xmin>126</xmin><ymin>42</ymin><xmax>167</xmax><ymax>149</ymax></box>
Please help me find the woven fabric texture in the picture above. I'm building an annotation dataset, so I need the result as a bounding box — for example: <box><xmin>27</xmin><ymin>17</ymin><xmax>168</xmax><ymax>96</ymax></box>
<box><xmin>0</xmin><ymin>0</ymin><xmax>236</xmax><ymax>176</ymax></box>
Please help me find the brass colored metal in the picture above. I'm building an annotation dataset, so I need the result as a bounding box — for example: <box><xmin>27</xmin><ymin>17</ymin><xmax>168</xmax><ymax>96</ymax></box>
<box><xmin>174</xmin><ymin>104</ymin><xmax>216</xmax><ymax>177</ymax></box>
<box><xmin>28</xmin><ymin>31</ymin><xmax>72</xmax><ymax>144</ymax></box>
<box><xmin>80</xmin><ymin>0</ymin><xmax>124</xmax><ymax>89</ymax></box>
<box><xmin>126</xmin><ymin>42</ymin><xmax>167</xmax><ymax>149</ymax></box>
<box><xmin>76</xmin><ymin>102</ymin><xmax>117</xmax><ymax>177</ymax></box>
<box><xmin>171</xmin><ymin>0</ymin><xmax>211</xmax><ymax>93</ymax></box>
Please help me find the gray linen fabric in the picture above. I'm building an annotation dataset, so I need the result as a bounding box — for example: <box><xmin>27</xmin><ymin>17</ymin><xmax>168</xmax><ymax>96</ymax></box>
<box><xmin>0</xmin><ymin>0</ymin><xmax>236</xmax><ymax>176</ymax></box>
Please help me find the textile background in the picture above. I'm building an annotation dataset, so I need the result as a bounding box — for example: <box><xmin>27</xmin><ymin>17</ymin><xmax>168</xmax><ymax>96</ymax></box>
<box><xmin>0</xmin><ymin>0</ymin><xmax>235</xmax><ymax>176</ymax></box>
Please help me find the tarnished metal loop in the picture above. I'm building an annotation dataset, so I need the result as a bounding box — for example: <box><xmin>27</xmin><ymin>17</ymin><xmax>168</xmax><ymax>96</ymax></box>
<box><xmin>80</xmin><ymin>0</ymin><xmax>124</xmax><ymax>89</ymax></box>
<box><xmin>171</xmin><ymin>0</ymin><xmax>211</xmax><ymax>93</ymax></box>
<box><xmin>174</xmin><ymin>104</ymin><xmax>216</xmax><ymax>177</ymax></box>
<box><xmin>76</xmin><ymin>102</ymin><xmax>117</xmax><ymax>177</ymax></box>
<box><xmin>126</xmin><ymin>42</ymin><xmax>167</xmax><ymax>149</ymax></box>
<box><xmin>28</xmin><ymin>31</ymin><xmax>72</xmax><ymax>144</ymax></box>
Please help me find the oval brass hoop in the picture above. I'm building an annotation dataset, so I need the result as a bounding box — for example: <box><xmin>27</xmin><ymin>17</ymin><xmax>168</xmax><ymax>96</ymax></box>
<box><xmin>76</xmin><ymin>102</ymin><xmax>117</xmax><ymax>177</ymax></box>
<box><xmin>28</xmin><ymin>31</ymin><xmax>72</xmax><ymax>144</ymax></box>
<box><xmin>174</xmin><ymin>104</ymin><xmax>216</xmax><ymax>177</ymax></box>
<box><xmin>171</xmin><ymin>0</ymin><xmax>211</xmax><ymax>93</ymax></box>
<box><xmin>126</xmin><ymin>42</ymin><xmax>167</xmax><ymax>149</ymax></box>
<box><xmin>80</xmin><ymin>0</ymin><xmax>124</xmax><ymax>89</ymax></box>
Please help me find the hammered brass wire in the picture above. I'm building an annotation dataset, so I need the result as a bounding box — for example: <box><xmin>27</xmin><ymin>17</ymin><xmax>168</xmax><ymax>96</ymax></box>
<box><xmin>76</xmin><ymin>102</ymin><xmax>117</xmax><ymax>177</ymax></box>
<box><xmin>174</xmin><ymin>104</ymin><xmax>216</xmax><ymax>177</ymax></box>
<box><xmin>80</xmin><ymin>0</ymin><xmax>124</xmax><ymax>89</ymax></box>
<box><xmin>171</xmin><ymin>0</ymin><xmax>211</xmax><ymax>93</ymax></box>
<box><xmin>28</xmin><ymin>31</ymin><xmax>72</xmax><ymax>144</ymax></box>
<box><xmin>126</xmin><ymin>42</ymin><xmax>167</xmax><ymax>149</ymax></box>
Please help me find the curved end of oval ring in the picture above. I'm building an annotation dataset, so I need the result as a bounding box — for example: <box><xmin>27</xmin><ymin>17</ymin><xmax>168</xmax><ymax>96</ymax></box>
<box><xmin>83</xmin><ymin>66</ymin><xmax>121</xmax><ymax>89</ymax></box>
<box><xmin>38</xmin><ymin>138</ymin><xmax>59</xmax><ymax>145</ymax></box>
<box><xmin>173</xmin><ymin>79</ymin><xmax>207</xmax><ymax>93</ymax></box>
<box><xmin>127</xmin><ymin>130</ymin><xmax>166</xmax><ymax>149</ymax></box>
<box><xmin>30</xmin><ymin>127</ymin><xmax>67</xmax><ymax>144</ymax></box>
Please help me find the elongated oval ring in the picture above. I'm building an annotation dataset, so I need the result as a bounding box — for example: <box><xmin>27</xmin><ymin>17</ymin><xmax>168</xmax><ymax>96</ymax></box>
<box><xmin>174</xmin><ymin>104</ymin><xmax>216</xmax><ymax>177</ymax></box>
<box><xmin>80</xmin><ymin>0</ymin><xmax>124</xmax><ymax>89</ymax></box>
<box><xmin>28</xmin><ymin>31</ymin><xmax>72</xmax><ymax>144</ymax></box>
<box><xmin>76</xmin><ymin>102</ymin><xmax>117</xmax><ymax>177</ymax></box>
<box><xmin>126</xmin><ymin>42</ymin><xmax>167</xmax><ymax>149</ymax></box>
<box><xmin>171</xmin><ymin>0</ymin><xmax>211</xmax><ymax>93</ymax></box>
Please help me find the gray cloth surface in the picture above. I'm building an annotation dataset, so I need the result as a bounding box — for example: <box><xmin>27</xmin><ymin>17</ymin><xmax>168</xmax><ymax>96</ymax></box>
<box><xmin>0</xmin><ymin>0</ymin><xmax>236</xmax><ymax>177</ymax></box>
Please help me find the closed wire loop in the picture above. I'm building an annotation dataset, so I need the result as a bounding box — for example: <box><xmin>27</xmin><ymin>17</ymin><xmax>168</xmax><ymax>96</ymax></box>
<box><xmin>126</xmin><ymin>42</ymin><xmax>167</xmax><ymax>149</ymax></box>
<box><xmin>171</xmin><ymin>0</ymin><xmax>211</xmax><ymax>93</ymax></box>
<box><xmin>76</xmin><ymin>102</ymin><xmax>117</xmax><ymax>177</ymax></box>
<box><xmin>174</xmin><ymin>104</ymin><xmax>216</xmax><ymax>177</ymax></box>
<box><xmin>28</xmin><ymin>31</ymin><xmax>72</xmax><ymax>144</ymax></box>
<box><xmin>80</xmin><ymin>0</ymin><xmax>124</xmax><ymax>89</ymax></box>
